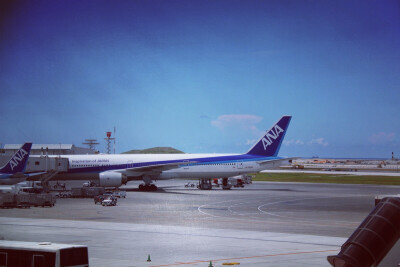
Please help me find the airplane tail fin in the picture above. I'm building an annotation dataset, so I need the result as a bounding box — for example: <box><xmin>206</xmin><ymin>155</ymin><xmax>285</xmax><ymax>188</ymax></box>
<box><xmin>246</xmin><ymin>116</ymin><xmax>291</xmax><ymax>157</ymax></box>
<box><xmin>0</xmin><ymin>142</ymin><xmax>32</xmax><ymax>174</ymax></box>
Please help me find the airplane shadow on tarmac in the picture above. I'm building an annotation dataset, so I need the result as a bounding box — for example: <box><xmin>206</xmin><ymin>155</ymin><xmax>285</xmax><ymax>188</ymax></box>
<box><xmin>124</xmin><ymin>187</ymin><xmax>201</xmax><ymax>195</ymax></box>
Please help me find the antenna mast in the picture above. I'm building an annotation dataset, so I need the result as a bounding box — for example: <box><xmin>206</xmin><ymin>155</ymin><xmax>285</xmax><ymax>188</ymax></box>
<box><xmin>83</xmin><ymin>139</ymin><xmax>99</xmax><ymax>151</ymax></box>
<box><xmin>105</xmin><ymin>132</ymin><xmax>115</xmax><ymax>154</ymax></box>
<box><xmin>113</xmin><ymin>126</ymin><xmax>116</xmax><ymax>154</ymax></box>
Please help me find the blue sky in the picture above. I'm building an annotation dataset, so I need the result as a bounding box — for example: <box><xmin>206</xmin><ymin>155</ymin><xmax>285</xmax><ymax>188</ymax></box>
<box><xmin>1</xmin><ymin>0</ymin><xmax>399</xmax><ymax>158</ymax></box>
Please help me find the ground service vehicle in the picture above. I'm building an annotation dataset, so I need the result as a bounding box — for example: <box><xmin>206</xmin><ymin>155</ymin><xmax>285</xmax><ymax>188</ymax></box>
<box><xmin>55</xmin><ymin>191</ymin><xmax>72</xmax><ymax>198</ymax></box>
<box><xmin>0</xmin><ymin>192</ymin><xmax>56</xmax><ymax>208</ymax></box>
<box><xmin>101</xmin><ymin>196</ymin><xmax>117</xmax><ymax>206</ymax></box>
<box><xmin>94</xmin><ymin>195</ymin><xmax>105</xmax><ymax>204</ymax></box>
<box><xmin>0</xmin><ymin>240</ymin><xmax>88</xmax><ymax>267</ymax></box>
<box><xmin>71</xmin><ymin>187</ymin><xmax>105</xmax><ymax>198</ymax></box>
<box><xmin>184</xmin><ymin>182</ymin><xmax>196</xmax><ymax>188</ymax></box>
<box><xmin>197</xmin><ymin>179</ymin><xmax>212</xmax><ymax>190</ymax></box>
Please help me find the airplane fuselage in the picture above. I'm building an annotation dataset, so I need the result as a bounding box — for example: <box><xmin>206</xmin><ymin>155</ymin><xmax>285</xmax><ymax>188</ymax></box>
<box><xmin>50</xmin><ymin>153</ymin><xmax>282</xmax><ymax>181</ymax></box>
<box><xmin>6</xmin><ymin>116</ymin><xmax>291</xmax><ymax>189</ymax></box>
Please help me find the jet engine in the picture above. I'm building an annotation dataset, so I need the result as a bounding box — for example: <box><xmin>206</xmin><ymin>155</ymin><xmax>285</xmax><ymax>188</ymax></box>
<box><xmin>99</xmin><ymin>171</ymin><xmax>127</xmax><ymax>187</ymax></box>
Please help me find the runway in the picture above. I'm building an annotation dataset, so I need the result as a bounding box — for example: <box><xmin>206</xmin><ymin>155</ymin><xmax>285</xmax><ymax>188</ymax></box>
<box><xmin>1</xmin><ymin>180</ymin><xmax>400</xmax><ymax>266</ymax></box>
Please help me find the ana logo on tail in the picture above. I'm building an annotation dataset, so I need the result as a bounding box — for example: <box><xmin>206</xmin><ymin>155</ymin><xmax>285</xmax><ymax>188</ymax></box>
<box><xmin>246</xmin><ymin>115</ymin><xmax>291</xmax><ymax>157</ymax></box>
<box><xmin>262</xmin><ymin>125</ymin><xmax>284</xmax><ymax>150</ymax></box>
<box><xmin>10</xmin><ymin>149</ymin><xmax>28</xmax><ymax>171</ymax></box>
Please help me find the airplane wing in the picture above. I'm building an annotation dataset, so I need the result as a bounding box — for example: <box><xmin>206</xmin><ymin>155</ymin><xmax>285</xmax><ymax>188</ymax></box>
<box><xmin>114</xmin><ymin>161</ymin><xmax>197</xmax><ymax>176</ymax></box>
<box><xmin>128</xmin><ymin>161</ymin><xmax>197</xmax><ymax>172</ymax></box>
<box><xmin>256</xmin><ymin>158</ymin><xmax>297</xmax><ymax>168</ymax></box>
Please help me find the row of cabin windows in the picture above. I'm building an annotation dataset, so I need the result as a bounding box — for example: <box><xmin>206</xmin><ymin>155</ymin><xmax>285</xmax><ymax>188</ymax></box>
<box><xmin>72</xmin><ymin>164</ymin><xmax>110</xmax><ymax>168</ymax></box>
<box><xmin>71</xmin><ymin>163</ymin><xmax>239</xmax><ymax>168</ymax></box>
<box><xmin>195</xmin><ymin>163</ymin><xmax>237</xmax><ymax>166</ymax></box>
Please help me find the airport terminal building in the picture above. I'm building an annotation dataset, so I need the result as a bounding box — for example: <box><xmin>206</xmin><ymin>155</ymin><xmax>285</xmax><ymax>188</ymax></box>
<box><xmin>1</xmin><ymin>144</ymin><xmax>96</xmax><ymax>156</ymax></box>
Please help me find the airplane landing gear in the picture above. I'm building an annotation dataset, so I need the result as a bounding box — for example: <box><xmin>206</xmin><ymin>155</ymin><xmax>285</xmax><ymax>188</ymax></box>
<box><xmin>139</xmin><ymin>175</ymin><xmax>158</xmax><ymax>191</ymax></box>
<box><xmin>138</xmin><ymin>184</ymin><xmax>158</xmax><ymax>191</ymax></box>
<box><xmin>222</xmin><ymin>177</ymin><xmax>232</xmax><ymax>190</ymax></box>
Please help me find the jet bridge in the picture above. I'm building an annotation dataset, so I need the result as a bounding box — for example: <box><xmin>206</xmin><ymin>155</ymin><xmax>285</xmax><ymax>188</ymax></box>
<box><xmin>26</xmin><ymin>156</ymin><xmax>69</xmax><ymax>173</ymax></box>
<box><xmin>26</xmin><ymin>156</ymin><xmax>69</xmax><ymax>184</ymax></box>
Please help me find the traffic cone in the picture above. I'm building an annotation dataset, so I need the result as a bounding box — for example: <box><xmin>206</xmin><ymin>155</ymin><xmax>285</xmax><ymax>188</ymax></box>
<box><xmin>209</xmin><ymin>261</ymin><xmax>213</xmax><ymax>267</ymax></box>
<box><xmin>147</xmin><ymin>254</ymin><xmax>151</xmax><ymax>262</ymax></box>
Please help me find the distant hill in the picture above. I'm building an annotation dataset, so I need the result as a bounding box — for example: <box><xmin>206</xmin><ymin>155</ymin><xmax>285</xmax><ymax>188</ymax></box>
<box><xmin>122</xmin><ymin>147</ymin><xmax>184</xmax><ymax>154</ymax></box>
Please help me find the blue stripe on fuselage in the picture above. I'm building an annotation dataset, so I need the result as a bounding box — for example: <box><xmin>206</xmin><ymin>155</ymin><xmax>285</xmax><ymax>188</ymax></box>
<box><xmin>68</xmin><ymin>154</ymin><xmax>281</xmax><ymax>174</ymax></box>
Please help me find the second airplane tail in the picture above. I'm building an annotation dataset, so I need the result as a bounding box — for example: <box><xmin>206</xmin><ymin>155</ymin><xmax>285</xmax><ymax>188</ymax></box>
<box><xmin>0</xmin><ymin>142</ymin><xmax>32</xmax><ymax>174</ymax></box>
<box><xmin>246</xmin><ymin>116</ymin><xmax>291</xmax><ymax>157</ymax></box>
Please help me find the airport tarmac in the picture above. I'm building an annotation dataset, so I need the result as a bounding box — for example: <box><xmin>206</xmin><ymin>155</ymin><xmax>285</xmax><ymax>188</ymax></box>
<box><xmin>1</xmin><ymin>180</ymin><xmax>400</xmax><ymax>266</ymax></box>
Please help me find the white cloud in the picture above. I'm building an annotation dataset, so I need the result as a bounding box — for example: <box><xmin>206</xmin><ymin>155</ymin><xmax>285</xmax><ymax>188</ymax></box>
<box><xmin>246</xmin><ymin>139</ymin><xmax>258</xmax><ymax>146</ymax></box>
<box><xmin>211</xmin><ymin>114</ymin><xmax>263</xmax><ymax>136</ymax></box>
<box><xmin>285</xmin><ymin>138</ymin><xmax>328</xmax><ymax>147</ymax></box>
<box><xmin>296</xmin><ymin>140</ymin><xmax>305</xmax><ymax>145</ymax></box>
<box><xmin>283</xmin><ymin>139</ymin><xmax>305</xmax><ymax>146</ymax></box>
<box><xmin>308</xmin><ymin>137</ymin><xmax>329</xmax><ymax>147</ymax></box>
<box><xmin>369</xmin><ymin>132</ymin><xmax>395</xmax><ymax>144</ymax></box>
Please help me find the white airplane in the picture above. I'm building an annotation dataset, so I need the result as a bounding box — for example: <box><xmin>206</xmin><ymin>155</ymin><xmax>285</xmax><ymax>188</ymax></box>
<box><xmin>45</xmin><ymin>115</ymin><xmax>292</xmax><ymax>190</ymax></box>
<box><xmin>0</xmin><ymin>143</ymin><xmax>33</xmax><ymax>185</ymax></box>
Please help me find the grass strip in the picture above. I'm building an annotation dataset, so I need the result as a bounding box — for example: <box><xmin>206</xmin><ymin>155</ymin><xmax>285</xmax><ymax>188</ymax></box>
<box><xmin>253</xmin><ymin>172</ymin><xmax>400</xmax><ymax>185</ymax></box>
